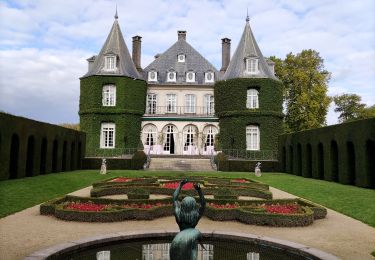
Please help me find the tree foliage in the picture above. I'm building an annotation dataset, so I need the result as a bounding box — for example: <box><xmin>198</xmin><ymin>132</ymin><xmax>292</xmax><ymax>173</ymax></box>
<box><xmin>333</xmin><ymin>94</ymin><xmax>375</xmax><ymax>123</ymax></box>
<box><xmin>270</xmin><ymin>50</ymin><xmax>331</xmax><ymax>132</ymax></box>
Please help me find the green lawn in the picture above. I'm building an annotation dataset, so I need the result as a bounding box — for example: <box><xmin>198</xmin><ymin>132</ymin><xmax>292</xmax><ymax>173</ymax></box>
<box><xmin>0</xmin><ymin>170</ymin><xmax>374</xmax><ymax>227</ymax></box>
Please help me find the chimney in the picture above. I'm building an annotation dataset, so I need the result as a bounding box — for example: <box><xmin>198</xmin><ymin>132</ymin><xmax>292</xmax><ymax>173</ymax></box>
<box><xmin>86</xmin><ymin>56</ymin><xmax>96</xmax><ymax>72</ymax></box>
<box><xmin>266</xmin><ymin>59</ymin><xmax>275</xmax><ymax>76</ymax></box>
<box><xmin>220</xmin><ymin>38</ymin><xmax>231</xmax><ymax>73</ymax></box>
<box><xmin>132</xmin><ymin>35</ymin><xmax>142</xmax><ymax>72</ymax></box>
<box><xmin>178</xmin><ymin>30</ymin><xmax>186</xmax><ymax>40</ymax></box>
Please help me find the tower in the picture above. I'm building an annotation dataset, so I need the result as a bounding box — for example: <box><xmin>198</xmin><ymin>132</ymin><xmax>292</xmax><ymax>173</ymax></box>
<box><xmin>214</xmin><ymin>16</ymin><xmax>283</xmax><ymax>155</ymax></box>
<box><xmin>79</xmin><ymin>13</ymin><xmax>147</xmax><ymax>156</ymax></box>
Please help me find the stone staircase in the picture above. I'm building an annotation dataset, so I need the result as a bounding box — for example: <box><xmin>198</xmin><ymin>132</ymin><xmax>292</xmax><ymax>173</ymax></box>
<box><xmin>147</xmin><ymin>157</ymin><xmax>214</xmax><ymax>171</ymax></box>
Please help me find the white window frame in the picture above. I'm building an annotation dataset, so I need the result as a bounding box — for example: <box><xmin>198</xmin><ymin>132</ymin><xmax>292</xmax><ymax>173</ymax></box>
<box><xmin>185</xmin><ymin>94</ymin><xmax>196</xmax><ymax>113</ymax></box>
<box><xmin>178</xmin><ymin>54</ymin><xmax>185</xmax><ymax>63</ymax></box>
<box><xmin>204</xmin><ymin>72</ymin><xmax>214</xmax><ymax>83</ymax></box>
<box><xmin>143</xmin><ymin>124</ymin><xmax>157</xmax><ymax>146</ymax></box>
<box><xmin>246</xmin><ymin>58</ymin><xmax>259</xmax><ymax>74</ymax></box>
<box><xmin>102</xmin><ymin>85</ymin><xmax>116</xmax><ymax>106</ymax></box>
<box><xmin>166</xmin><ymin>94</ymin><xmax>177</xmax><ymax>113</ymax></box>
<box><xmin>148</xmin><ymin>70</ymin><xmax>158</xmax><ymax>82</ymax></box>
<box><xmin>186</xmin><ymin>71</ymin><xmax>195</xmax><ymax>83</ymax></box>
<box><xmin>104</xmin><ymin>55</ymin><xmax>116</xmax><ymax>71</ymax></box>
<box><xmin>246</xmin><ymin>89</ymin><xmax>259</xmax><ymax>109</ymax></box>
<box><xmin>204</xmin><ymin>94</ymin><xmax>214</xmax><ymax>115</ymax></box>
<box><xmin>246</xmin><ymin>125</ymin><xmax>260</xmax><ymax>151</ymax></box>
<box><xmin>100</xmin><ymin>123</ymin><xmax>115</xmax><ymax>148</ymax></box>
<box><xmin>166</xmin><ymin>71</ymin><xmax>176</xmax><ymax>82</ymax></box>
<box><xmin>146</xmin><ymin>93</ymin><xmax>157</xmax><ymax>114</ymax></box>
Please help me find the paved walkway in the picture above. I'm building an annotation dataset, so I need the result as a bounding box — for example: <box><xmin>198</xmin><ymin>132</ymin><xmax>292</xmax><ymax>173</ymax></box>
<box><xmin>0</xmin><ymin>187</ymin><xmax>374</xmax><ymax>260</ymax></box>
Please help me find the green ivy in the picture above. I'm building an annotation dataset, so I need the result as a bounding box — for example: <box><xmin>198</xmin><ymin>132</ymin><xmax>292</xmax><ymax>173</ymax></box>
<box><xmin>79</xmin><ymin>75</ymin><xmax>147</xmax><ymax>156</ymax></box>
<box><xmin>214</xmin><ymin>78</ymin><xmax>283</xmax><ymax>151</ymax></box>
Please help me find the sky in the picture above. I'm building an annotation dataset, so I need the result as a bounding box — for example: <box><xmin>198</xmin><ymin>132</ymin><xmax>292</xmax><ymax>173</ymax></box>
<box><xmin>0</xmin><ymin>0</ymin><xmax>374</xmax><ymax>125</ymax></box>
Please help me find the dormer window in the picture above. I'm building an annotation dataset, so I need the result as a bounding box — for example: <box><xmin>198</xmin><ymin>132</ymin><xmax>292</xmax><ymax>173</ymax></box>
<box><xmin>205</xmin><ymin>72</ymin><xmax>214</xmax><ymax>83</ymax></box>
<box><xmin>104</xmin><ymin>55</ymin><xmax>116</xmax><ymax>71</ymax></box>
<box><xmin>148</xmin><ymin>70</ymin><xmax>157</xmax><ymax>82</ymax></box>
<box><xmin>186</xmin><ymin>71</ymin><xmax>195</xmax><ymax>83</ymax></box>
<box><xmin>246</xmin><ymin>58</ymin><xmax>259</xmax><ymax>74</ymax></box>
<box><xmin>178</xmin><ymin>54</ymin><xmax>185</xmax><ymax>63</ymax></box>
<box><xmin>167</xmin><ymin>70</ymin><xmax>176</xmax><ymax>82</ymax></box>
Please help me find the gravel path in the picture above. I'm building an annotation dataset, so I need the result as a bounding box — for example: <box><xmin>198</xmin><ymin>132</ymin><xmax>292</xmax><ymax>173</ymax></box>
<box><xmin>0</xmin><ymin>186</ymin><xmax>374</xmax><ymax>260</ymax></box>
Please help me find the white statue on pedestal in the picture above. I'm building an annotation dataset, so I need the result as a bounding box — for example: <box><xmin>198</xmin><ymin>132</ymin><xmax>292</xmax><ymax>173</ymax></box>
<box><xmin>255</xmin><ymin>162</ymin><xmax>262</xmax><ymax>177</ymax></box>
<box><xmin>100</xmin><ymin>158</ymin><xmax>107</xmax><ymax>175</ymax></box>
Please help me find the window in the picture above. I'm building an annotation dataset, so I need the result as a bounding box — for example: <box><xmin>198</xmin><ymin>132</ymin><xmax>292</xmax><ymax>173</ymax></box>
<box><xmin>186</xmin><ymin>71</ymin><xmax>195</xmax><ymax>83</ymax></box>
<box><xmin>246</xmin><ymin>89</ymin><xmax>259</xmax><ymax>109</ymax></box>
<box><xmin>102</xmin><ymin>85</ymin><xmax>116</xmax><ymax>106</ymax></box>
<box><xmin>100</xmin><ymin>123</ymin><xmax>115</xmax><ymax>148</ymax></box>
<box><xmin>166</xmin><ymin>94</ymin><xmax>177</xmax><ymax>113</ymax></box>
<box><xmin>148</xmin><ymin>70</ymin><xmax>157</xmax><ymax>82</ymax></box>
<box><xmin>204</xmin><ymin>94</ymin><xmax>214</xmax><ymax>115</ymax></box>
<box><xmin>185</xmin><ymin>94</ymin><xmax>196</xmax><ymax>113</ymax></box>
<box><xmin>178</xmin><ymin>54</ymin><xmax>185</xmax><ymax>63</ymax></box>
<box><xmin>246</xmin><ymin>58</ymin><xmax>259</xmax><ymax>74</ymax></box>
<box><xmin>205</xmin><ymin>72</ymin><xmax>214</xmax><ymax>83</ymax></box>
<box><xmin>203</xmin><ymin>125</ymin><xmax>218</xmax><ymax>152</ymax></box>
<box><xmin>167</xmin><ymin>71</ymin><xmax>176</xmax><ymax>82</ymax></box>
<box><xmin>146</xmin><ymin>93</ymin><xmax>157</xmax><ymax>114</ymax></box>
<box><xmin>246</xmin><ymin>125</ymin><xmax>260</xmax><ymax>150</ymax></box>
<box><xmin>143</xmin><ymin>124</ymin><xmax>157</xmax><ymax>146</ymax></box>
<box><xmin>183</xmin><ymin>125</ymin><xmax>197</xmax><ymax>152</ymax></box>
<box><xmin>104</xmin><ymin>55</ymin><xmax>116</xmax><ymax>71</ymax></box>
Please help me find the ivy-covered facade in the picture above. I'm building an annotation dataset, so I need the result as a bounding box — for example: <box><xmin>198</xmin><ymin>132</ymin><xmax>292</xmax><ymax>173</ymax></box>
<box><xmin>79</xmin><ymin>13</ymin><xmax>283</xmax><ymax>157</ymax></box>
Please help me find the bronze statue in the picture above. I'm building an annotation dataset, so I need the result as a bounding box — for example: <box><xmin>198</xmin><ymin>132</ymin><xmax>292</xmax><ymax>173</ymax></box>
<box><xmin>170</xmin><ymin>178</ymin><xmax>206</xmax><ymax>260</ymax></box>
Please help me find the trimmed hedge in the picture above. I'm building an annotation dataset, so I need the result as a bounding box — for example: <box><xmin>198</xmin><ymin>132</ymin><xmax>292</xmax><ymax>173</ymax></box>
<box><xmin>216</xmin><ymin>158</ymin><xmax>278</xmax><ymax>172</ymax></box>
<box><xmin>79</xmin><ymin>75</ymin><xmax>147</xmax><ymax>157</ymax></box>
<box><xmin>0</xmin><ymin>112</ymin><xmax>85</xmax><ymax>180</ymax></box>
<box><xmin>82</xmin><ymin>152</ymin><xmax>146</xmax><ymax>170</ymax></box>
<box><xmin>279</xmin><ymin>117</ymin><xmax>375</xmax><ymax>188</ymax></box>
<box><xmin>41</xmin><ymin>195</ymin><xmax>324</xmax><ymax>226</ymax></box>
<box><xmin>214</xmin><ymin>78</ymin><xmax>283</xmax><ymax>151</ymax></box>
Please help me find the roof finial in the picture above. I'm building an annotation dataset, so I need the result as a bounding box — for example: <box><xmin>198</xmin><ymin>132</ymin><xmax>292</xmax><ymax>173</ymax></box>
<box><xmin>246</xmin><ymin>7</ymin><xmax>249</xmax><ymax>22</ymax></box>
<box><xmin>114</xmin><ymin>5</ymin><xmax>118</xmax><ymax>19</ymax></box>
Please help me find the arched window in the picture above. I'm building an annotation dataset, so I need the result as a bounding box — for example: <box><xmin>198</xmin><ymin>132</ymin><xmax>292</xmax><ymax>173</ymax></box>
<box><xmin>246</xmin><ymin>89</ymin><xmax>259</xmax><ymax>109</ymax></box>
<box><xmin>163</xmin><ymin>124</ymin><xmax>178</xmax><ymax>154</ymax></box>
<box><xmin>143</xmin><ymin>124</ymin><xmax>157</xmax><ymax>147</ymax></box>
<box><xmin>102</xmin><ymin>85</ymin><xmax>116</xmax><ymax>106</ymax></box>
<box><xmin>100</xmin><ymin>123</ymin><xmax>115</xmax><ymax>148</ymax></box>
<box><xmin>203</xmin><ymin>125</ymin><xmax>218</xmax><ymax>153</ymax></box>
<box><xmin>185</xmin><ymin>94</ymin><xmax>196</xmax><ymax>113</ymax></box>
<box><xmin>183</xmin><ymin>125</ymin><xmax>198</xmax><ymax>154</ymax></box>
<box><xmin>246</xmin><ymin>125</ymin><xmax>260</xmax><ymax>150</ymax></box>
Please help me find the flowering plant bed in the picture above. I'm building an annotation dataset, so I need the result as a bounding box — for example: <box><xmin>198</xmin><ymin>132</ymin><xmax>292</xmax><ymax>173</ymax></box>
<box><xmin>161</xmin><ymin>182</ymin><xmax>195</xmax><ymax>190</ymax></box>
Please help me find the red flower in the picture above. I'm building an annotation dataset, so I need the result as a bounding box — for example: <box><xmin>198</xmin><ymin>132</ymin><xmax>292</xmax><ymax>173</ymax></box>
<box><xmin>110</xmin><ymin>177</ymin><xmax>133</xmax><ymax>182</ymax></box>
<box><xmin>208</xmin><ymin>203</ymin><xmax>239</xmax><ymax>209</ymax></box>
<box><xmin>65</xmin><ymin>202</ymin><xmax>107</xmax><ymax>212</ymax></box>
<box><xmin>263</xmin><ymin>204</ymin><xmax>300</xmax><ymax>214</ymax></box>
<box><xmin>162</xmin><ymin>182</ymin><xmax>194</xmax><ymax>190</ymax></box>
<box><xmin>232</xmin><ymin>179</ymin><xmax>249</xmax><ymax>183</ymax></box>
<box><xmin>122</xmin><ymin>203</ymin><xmax>171</xmax><ymax>209</ymax></box>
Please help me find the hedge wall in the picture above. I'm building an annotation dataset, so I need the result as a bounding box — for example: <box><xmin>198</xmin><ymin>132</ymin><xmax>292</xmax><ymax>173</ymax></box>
<box><xmin>279</xmin><ymin>117</ymin><xmax>375</xmax><ymax>188</ymax></box>
<box><xmin>0</xmin><ymin>112</ymin><xmax>85</xmax><ymax>180</ymax></box>
<box><xmin>214</xmin><ymin>78</ymin><xmax>283</xmax><ymax>151</ymax></box>
<box><xmin>216</xmin><ymin>158</ymin><xmax>278</xmax><ymax>172</ymax></box>
<box><xmin>79</xmin><ymin>75</ymin><xmax>147</xmax><ymax>157</ymax></box>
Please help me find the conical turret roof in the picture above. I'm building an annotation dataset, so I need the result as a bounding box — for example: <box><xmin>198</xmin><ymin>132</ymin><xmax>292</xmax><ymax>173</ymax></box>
<box><xmin>82</xmin><ymin>17</ymin><xmax>140</xmax><ymax>79</ymax></box>
<box><xmin>223</xmin><ymin>19</ymin><xmax>277</xmax><ymax>80</ymax></box>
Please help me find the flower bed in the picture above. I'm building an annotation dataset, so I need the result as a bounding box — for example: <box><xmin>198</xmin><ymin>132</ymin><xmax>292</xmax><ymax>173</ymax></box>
<box><xmin>161</xmin><ymin>182</ymin><xmax>195</xmax><ymax>190</ymax></box>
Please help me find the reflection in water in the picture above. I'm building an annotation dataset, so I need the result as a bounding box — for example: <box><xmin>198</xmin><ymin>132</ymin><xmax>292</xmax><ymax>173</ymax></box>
<box><xmin>247</xmin><ymin>252</ymin><xmax>260</xmax><ymax>260</ymax></box>
<box><xmin>141</xmin><ymin>243</ymin><xmax>214</xmax><ymax>260</ymax></box>
<box><xmin>97</xmin><ymin>251</ymin><xmax>110</xmax><ymax>260</ymax></box>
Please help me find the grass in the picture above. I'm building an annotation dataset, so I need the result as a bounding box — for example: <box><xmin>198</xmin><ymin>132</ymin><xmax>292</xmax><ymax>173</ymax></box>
<box><xmin>0</xmin><ymin>170</ymin><xmax>374</xmax><ymax>228</ymax></box>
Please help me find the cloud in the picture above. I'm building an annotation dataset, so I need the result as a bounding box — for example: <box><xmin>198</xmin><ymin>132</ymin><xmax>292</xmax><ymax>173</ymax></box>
<box><xmin>0</xmin><ymin>0</ymin><xmax>374</xmax><ymax>126</ymax></box>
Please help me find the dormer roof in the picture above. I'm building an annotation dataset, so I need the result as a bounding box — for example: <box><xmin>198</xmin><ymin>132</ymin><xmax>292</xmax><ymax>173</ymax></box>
<box><xmin>82</xmin><ymin>18</ymin><xmax>140</xmax><ymax>79</ymax></box>
<box><xmin>144</xmin><ymin>32</ymin><xmax>219</xmax><ymax>84</ymax></box>
<box><xmin>223</xmin><ymin>19</ymin><xmax>277</xmax><ymax>80</ymax></box>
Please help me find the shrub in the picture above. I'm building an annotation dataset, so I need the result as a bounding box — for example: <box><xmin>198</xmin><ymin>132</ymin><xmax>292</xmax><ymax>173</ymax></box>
<box><xmin>131</xmin><ymin>151</ymin><xmax>147</xmax><ymax>169</ymax></box>
<box><xmin>127</xmin><ymin>188</ymin><xmax>150</xmax><ymax>199</ymax></box>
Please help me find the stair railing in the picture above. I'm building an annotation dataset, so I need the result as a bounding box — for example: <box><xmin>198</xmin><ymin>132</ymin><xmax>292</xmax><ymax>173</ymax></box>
<box><xmin>210</xmin><ymin>150</ymin><xmax>217</xmax><ymax>171</ymax></box>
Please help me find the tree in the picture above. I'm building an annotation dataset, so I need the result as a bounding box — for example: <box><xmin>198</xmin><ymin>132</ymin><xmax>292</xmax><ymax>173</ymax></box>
<box><xmin>334</xmin><ymin>94</ymin><xmax>375</xmax><ymax>123</ymax></box>
<box><xmin>59</xmin><ymin>123</ymin><xmax>80</xmax><ymax>131</ymax></box>
<box><xmin>270</xmin><ymin>50</ymin><xmax>331</xmax><ymax>132</ymax></box>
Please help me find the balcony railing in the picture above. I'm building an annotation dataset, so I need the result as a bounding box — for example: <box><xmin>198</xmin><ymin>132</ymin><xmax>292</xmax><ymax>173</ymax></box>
<box><xmin>144</xmin><ymin>106</ymin><xmax>215</xmax><ymax>117</ymax></box>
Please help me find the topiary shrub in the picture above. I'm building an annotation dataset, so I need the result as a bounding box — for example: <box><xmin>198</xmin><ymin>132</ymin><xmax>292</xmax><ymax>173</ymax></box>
<box><xmin>131</xmin><ymin>151</ymin><xmax>147</xmax><ymax>169</ymax></box>
<box><xmin>213</xmin><ymin>188</ymin><xmax>237</xmax><ymax>200</ymax></box>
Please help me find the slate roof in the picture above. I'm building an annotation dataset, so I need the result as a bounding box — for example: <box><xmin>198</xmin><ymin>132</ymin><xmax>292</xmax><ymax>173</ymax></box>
<box><xmin>144</xmin><ymin>35</ymin><xmax>219</xmax><ymax>84</ymax></box>
<box><xmin>82</xmin><ymin>18</ymin><xmax>140</xmax><ymax>79</ymax></box>
<box><xmin>223</xmin><ymin>20</ymin><xmax>277</xmax><ymax>80</ymax></box>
